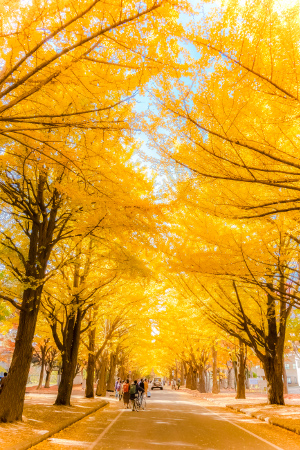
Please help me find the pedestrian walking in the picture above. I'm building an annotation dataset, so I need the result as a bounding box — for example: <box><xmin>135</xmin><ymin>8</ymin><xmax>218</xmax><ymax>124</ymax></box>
<box><xmin>177</xmin><ymin>378</ymin><xmax>181</xmax><ymax>390</ymax></box>
<box><xmin>144</xmin><ymin>378</ymin><xmax>149</xmax><ymax>396</ymax></box>
<box><xmin>115</xmin><ymin>377</ymin><xmax>120</xmax><ymax>398</ymax></box>
<box><xmin>118</xmin><ymin>380</ymin><xmax>123</xmax><ymax>401</ymax></box>
<box><xmin>123</xmin><ymin>379</ymin><xmax>130</xmax><ymax>408</ymax></box>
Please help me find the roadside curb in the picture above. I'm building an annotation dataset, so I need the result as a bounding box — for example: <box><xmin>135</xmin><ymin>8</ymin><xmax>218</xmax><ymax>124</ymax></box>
<box><xmin>7</xmin><ymin>399</ymin><xmax>109</xmax><ymax>450</ymax></box>
<box><xmin>226</xmin><ymin>404</ymin><xmax>300</xmax><ymax>436</ymax></box>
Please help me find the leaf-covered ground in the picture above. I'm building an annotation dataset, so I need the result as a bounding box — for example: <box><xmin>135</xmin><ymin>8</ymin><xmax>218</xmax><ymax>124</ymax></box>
<box><xmin>0</xmin><ymin>386</ymin><xmax>107</xmax><ymax>449</ymax></box>
<box><xmin>182</xmin><ymin>388</ymin><xmax>300</xmax><ymax>435</ymax></box>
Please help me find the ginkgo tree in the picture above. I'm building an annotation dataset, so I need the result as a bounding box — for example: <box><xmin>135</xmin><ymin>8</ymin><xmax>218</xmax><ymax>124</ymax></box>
<box><xmin>149</xmin><ymin>0</ymin><xmax>300</xmax><ymax>220</ymax></box>
<box><xmin>32</xmin><ymin>315</ymin><xmax>58</xmax><ymax>390</ymax></box>
<box><xmin>4</xmin><ymin>0</ymin><xmax>300</xmax><ymax>424</ymax></box>
<box><xmin>163</xmin><ymin>201</ymin><xmax>299</xmax><ymax>404</ymax></box>
<box><xmin>0</xmin><ymin>128</ymin><xmax>158</xmax><ymax>420</ymax></box>
<box><xmin>41</xmin><ymin>236</ymin><xmax>118</xmax><ymax>406</ymax></box>
<box><xmin>148</xmin><ymin>286</ymin><xmax>221</xmax><ymax>392</ymax></box>
<box><xmin>0</xmin><ymin>0</ymin><xmax>185</xmax><ymax>419</ymax></box>
<box><xmin>84</xmin><ymin>277</ymin><xmax>154</xmax><ymax>398</ymax></box>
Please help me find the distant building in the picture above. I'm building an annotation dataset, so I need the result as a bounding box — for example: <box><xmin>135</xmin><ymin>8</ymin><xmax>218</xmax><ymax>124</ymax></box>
<box><xmin>294</xmin><ymin>357</ymin><xmax>300</xmax><ymax>385</ymax></box>
<box><xmin>253</xmin><ymin>354</ymin><xmax>299</xmax><ymax>386</ymax></box>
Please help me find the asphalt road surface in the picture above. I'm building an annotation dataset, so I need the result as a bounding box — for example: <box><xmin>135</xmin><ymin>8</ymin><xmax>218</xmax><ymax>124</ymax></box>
<box><xmin>32</xmin><ymin>388</ymin><xmax>300</xmax><ymax>450</ymax></box>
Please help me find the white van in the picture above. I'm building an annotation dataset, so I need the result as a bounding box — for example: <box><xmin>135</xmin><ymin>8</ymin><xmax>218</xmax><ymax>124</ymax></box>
<box><xmin>151</xmin><ymin>377</ymin><xmax>163</xmax><ymax>390</ymax></box>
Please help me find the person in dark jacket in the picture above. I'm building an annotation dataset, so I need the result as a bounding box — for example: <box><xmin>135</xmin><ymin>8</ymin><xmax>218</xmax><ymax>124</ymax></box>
<box><xmin>137</xmin><ymin>381</ymin><xmax>144</xmax><ymax>396</ymax></box>
<box><xmin>139</xmin><ymin>379</ymin><xmax>145</xmax><ymax>391</ymax></box>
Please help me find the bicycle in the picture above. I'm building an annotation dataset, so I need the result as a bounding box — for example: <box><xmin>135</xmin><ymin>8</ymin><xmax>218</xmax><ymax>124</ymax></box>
<box><xmin>136</xmin><ymin>393</ymin><xmax>146</xmax><ymax>410</ymax></box>
<box><xmin>131</xmin><ymin>395</ymin><xmax>140</xmax><ymax>411</ymax></box>
<box><xmin>131</xmin><ymin>392</ymin><xmax>146</xmax><ymax>411</ymax></box>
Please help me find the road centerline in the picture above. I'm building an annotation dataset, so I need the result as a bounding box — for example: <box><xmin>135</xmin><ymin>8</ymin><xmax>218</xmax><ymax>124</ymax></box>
<box><xmin>88</xmin><ymin>410</ymin><xmax>124</xmax><ymax>449</ymax></box>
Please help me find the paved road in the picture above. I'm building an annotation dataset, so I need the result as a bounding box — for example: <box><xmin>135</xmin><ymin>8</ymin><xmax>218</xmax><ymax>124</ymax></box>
<box><xmin>32</xmin><ymin>388</ymin><xmax>300</xmax><ymax>449</ymax></box>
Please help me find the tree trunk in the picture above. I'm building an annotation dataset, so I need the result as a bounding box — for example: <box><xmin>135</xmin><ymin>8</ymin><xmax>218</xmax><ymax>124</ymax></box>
<box><xmin>263</xmin><ymin>355</ymin><xmax>284</xmax><ymax>405</ymax></box>
<box><xmin>191</xmin><ymin>369</ymin><xmax>197</xmax><ymax>390</ymax></box>
<box><xmin>37</xmin><ymin>359</ymin><xmax>45</xmax><ymax>390</ymax></box>
<box><xmin>44</xmin><ymin>369</ymin><xmax>51</xmax><ymax>388</ymax></box>
<box><xmin>0</xmin><ymin>173</ymin><xmax>59</xmax><ymax>421</ymax></box>
<box><xmin>107</xmin><ymin>352</ymin><xmax>117</xmax><ymax>391</ymax></box>
<box><xmin>37</xmin><ymin>342</ymin><xmax>49</xmax><ymax>389</ymax></box>
<box><xmin>207</xmin><ymin>370</ymin><xmax>211</xmax><ymax>392</ymax></box>
<box><xmin>55</xmin><ymin>355</ymin><xmax>75</xmax><ymax>406</ymax></box>
<box><xmin>118</xmin><ymin>365</ymin><xmax>126</xmax><ymax>381</ymax></box>
<box><xmin>236</xmin><ymin>340</ymin><xmax>246</xmax><ymax>399</ymax></box>
<box><xmin>261</xmin><ymin>288</ymin><xmax>285</xmax><ymax>405</ymax></box>
<box><xmin>86</xmin><ymin>354</ymin><xmax>96</xmax><ymax>398</ymax></box>
<box><xmin>96</xmin><ymin>356</ymin><xmax>108</xmax><ymax>396</ymax></box>
<box><xmin>227</xmin><ymin>367</ymin><xmax>234</xmax><ymax>389</ymax></box>
<box><xmin>198</xmin><ymin>366</ymin><xmax>206</xmax><ymax>393</ymax></box>
<box><xmin>55</xmin><ymin>310</ymin><xmax>82</xmax><ymax>406</ymax></box>
<box><xmin>117</xmin><ymin>354</ymin><xmax>126</xmax><ymax>380</ymax></box>
<box><xmin>186</xmin><ymin>367</ymin><xmax>192</xmax><ymax>389</ymax></box>
<box><xmin>0</xmin><ymin>298</ymin><xmax>39</xmax><ymax>421</ymax></box>
<box><xmin>44</xmin><ymin>351</ymin><xmax>57</xmax><ymax>388</ymax></box>
<box><xmin>85</xmin><ymin>328</ymin><xmax>96</xmax><ymax>398</ymax></box>
<box><xmin>182</xmin><ymin>361</ymin><xmax>187</xmax><ymax>386</ymax></box>
<box><xmin>95</xmin><ymin>365</ymin><xmax>100</xmax><ymax>382</ymax></box>
<box><xmin>212</xmin><ymin>346</ymin><xmax>219</xmax><ymax>394</ymax></box>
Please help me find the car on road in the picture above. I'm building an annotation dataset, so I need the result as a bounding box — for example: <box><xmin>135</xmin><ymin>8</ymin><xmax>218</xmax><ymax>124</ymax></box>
<box><xmin>151</xmin><ymin>377</ymin><xmax>163</xmax><ymax>390</ymax></box>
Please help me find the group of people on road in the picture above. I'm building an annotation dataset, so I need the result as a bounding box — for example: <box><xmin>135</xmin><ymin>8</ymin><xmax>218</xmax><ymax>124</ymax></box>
<box><xmin>115</xmin><ymin>378</ymin><xmax>150</xmax><ymax>410</ymax></box>
<box><xmin>171</xmin><ymin>378</ymin><xmax>181</xmax><ymax>390</ymax></box>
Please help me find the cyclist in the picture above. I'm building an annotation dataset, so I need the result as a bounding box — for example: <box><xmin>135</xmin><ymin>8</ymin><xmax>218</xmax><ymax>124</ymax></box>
<box><xmin>137</xmin><ymin>379</ymin><xmax>145</xmax><ymax>408</ymax></box>
<box><xmin>129</xmin><ymin>380</ymin><xmax>138</xmax><ymax>410</ymax></box>
<box><xmin>130</xmin><ymin>380</ymin><xmax>144</xmax><ymax>411</ymax></box>
<box><xmin>139</xmin><ymin>378</ymin><xmax>145</xmax><ymax>391</ymax></box>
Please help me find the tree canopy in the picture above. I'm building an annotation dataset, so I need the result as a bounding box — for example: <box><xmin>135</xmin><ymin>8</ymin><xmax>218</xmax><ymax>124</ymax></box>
<box><xmin>1</xmin><ymin>0</ymin><xmax>300</xmax><ymax>422</ymax></box>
